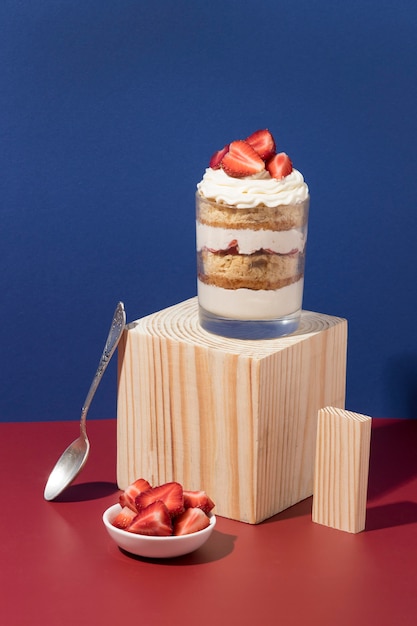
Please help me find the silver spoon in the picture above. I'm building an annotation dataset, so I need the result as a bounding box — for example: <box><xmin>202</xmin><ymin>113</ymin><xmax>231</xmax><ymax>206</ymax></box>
<box><xmin>44</xmin><ymin>302</ymin><xmax>126</xmax><ymax>501</ymax></box>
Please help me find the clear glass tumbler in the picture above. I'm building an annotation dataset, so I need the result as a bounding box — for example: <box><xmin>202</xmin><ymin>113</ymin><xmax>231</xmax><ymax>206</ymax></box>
<box><xmin>196</xmin><ymin>192</ymin><xmax>309</xmax><ymax>339</ymax></box>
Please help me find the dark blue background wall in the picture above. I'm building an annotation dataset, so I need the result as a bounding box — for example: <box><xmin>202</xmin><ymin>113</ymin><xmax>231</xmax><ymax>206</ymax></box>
<box><xmin>2</xmin><ymin>0</ymin><xmax>417</xmax><ymax>422</ymax></box>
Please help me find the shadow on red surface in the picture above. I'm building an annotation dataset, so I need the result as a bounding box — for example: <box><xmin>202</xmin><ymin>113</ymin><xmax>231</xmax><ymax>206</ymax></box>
<box><xmin>367</xmin><ymin>418</ymin><xmax>417</xmax><ymax>500</ymax></box>
<box><xmin>366</xmin><ymin>501</ymin><xmax>417</xmax><ymax>531</ymax></box>
<box><xmin>53</xmin><ymin>480</ymin><xmax>119</xmax><ymax>502</ymax></box>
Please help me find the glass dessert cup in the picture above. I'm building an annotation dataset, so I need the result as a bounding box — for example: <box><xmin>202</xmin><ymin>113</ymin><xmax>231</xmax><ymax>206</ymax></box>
<box><xmin>196</xmin><ymin>193</ymin><xmax>309</xmax><ymax>340</ymax></box>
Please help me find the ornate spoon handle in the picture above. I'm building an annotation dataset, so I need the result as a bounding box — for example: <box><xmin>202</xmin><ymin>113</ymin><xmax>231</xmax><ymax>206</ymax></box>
<box><xmin>80</xmin><ymin>302</ymin><xmax>126</xmax><ymax>430</ymax></box>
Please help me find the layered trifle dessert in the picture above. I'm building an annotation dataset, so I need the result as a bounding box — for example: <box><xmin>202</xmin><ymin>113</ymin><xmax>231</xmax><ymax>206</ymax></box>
<box><xmin>196</xmin><ymin>129</ymin><xmax>309</xmax><ymax>338</ymax></box>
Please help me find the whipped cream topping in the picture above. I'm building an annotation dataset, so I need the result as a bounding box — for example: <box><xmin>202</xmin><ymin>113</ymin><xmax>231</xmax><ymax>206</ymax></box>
<box><xmin>196</xmin><ymin>222</ymin><xmax>306</xmax><ymax>255</ymax></box>
<box><xmin>197</xmin><ymin>168</ymin><xmax>309</xmax><ymax>209</ymax></box>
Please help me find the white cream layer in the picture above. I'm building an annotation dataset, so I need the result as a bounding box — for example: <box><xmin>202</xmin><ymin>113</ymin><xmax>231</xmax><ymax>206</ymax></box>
<box><xmin>197</xmin><ymin>168</ymin><xmax>309</xmax><ymax>209</ymax></box>
<box><xmin>196</xmin><ymin>222</ymin><xmax>306</xmax><ymax>255</ymax></box>
<box><xmin>197</xmin><ymin>279</ymin><xmax>303</xmax><ymax>319</ymax></box>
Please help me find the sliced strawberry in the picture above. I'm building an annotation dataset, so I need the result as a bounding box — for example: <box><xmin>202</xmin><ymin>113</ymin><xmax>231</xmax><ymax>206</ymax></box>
<box><xmin>119</xmin><ymin>477</ymin><xmax>151</xmax><ymax>512</ymax></box>
<box><xmin>266</xmin><ymin>152</ymin><xmax>293</xmax><ymax>179</ymax></box>
<box><xmin>135</xmin><ymin>481</ymin><xmax>184</xmax><ymax>518</ymax></box>
<box><xmin>183</xmin><ymin>490</ymin><xmax>215</xmax><ymax>515</ymax></box>
<box><xmin>112</xmin><ymin>505</ymin><xmax>137</xmax><ymax>530</ymax></box>
<box><xmin>173</xmin><ymin>507</ymin><xmax>210</xmax><ymax>536</ymax></box>
<box><xmin>128</xmin><ymin>501</ymin><xmax>173</xmax><ymax>536</ymax></box>
<box><xmin>246</xmin><ymin>129</ymin><xmax>276</xmax><ymax>161</ymax></box>
<box><xmin>221</xmin><ymin>140</ymin><xmax>265</xmax><ymax>178</ymax></box>
<box><xmin>209</xmin><ymin>144</ymin><xmax>229</xmax><ymax>169</ymax></box>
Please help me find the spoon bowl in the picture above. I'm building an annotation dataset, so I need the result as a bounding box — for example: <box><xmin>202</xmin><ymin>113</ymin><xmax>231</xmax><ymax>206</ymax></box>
<box><xmin>44</xmin><ymin>302</ymin><xmax>126</xmax><ymax>501</ymax></box>
<box><xmin>43</xmin><ymin>434</ymin><xmax>91</xmax><ymax>501</ymax></box>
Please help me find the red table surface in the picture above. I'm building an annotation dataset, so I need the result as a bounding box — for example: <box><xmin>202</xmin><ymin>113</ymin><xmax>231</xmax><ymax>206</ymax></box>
<box><xmin>1</xmin><ymin>418</ymin><xmax>417</xmax><ymax>626</ymax></box>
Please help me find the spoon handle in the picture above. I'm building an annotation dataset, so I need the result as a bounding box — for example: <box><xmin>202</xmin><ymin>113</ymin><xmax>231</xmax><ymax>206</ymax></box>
<box><xmin>80</xmin><ymin>302</ymin><xmax>126</xmax><ymax>428</ymax></box>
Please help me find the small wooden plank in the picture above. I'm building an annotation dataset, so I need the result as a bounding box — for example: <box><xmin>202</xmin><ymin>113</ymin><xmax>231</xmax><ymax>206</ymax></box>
<box><xmin>312</xmin><ymin>407</ymin><xmax>372</xmax><ymax>533</ymax></box>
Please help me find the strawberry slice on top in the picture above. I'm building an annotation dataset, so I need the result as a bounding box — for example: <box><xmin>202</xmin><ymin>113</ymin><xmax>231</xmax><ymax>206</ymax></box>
<box><xmin>209</xmin><ymin>144</ymin><xmax>229</xmax><ymax>169</ymax></box>
<box><xmin>266</xmin><ymin>152</ymin><xmax>293</xmax><ymax>180</ymax></box>
<box><xmin>246</xmin><ymin>129</ymin><xmax>276</xmax><ymax>161</ymax></box>
<box><xmin>221</xmin><ymin>140</ymin><xmax>265</xmax><ymax>178</ymax></box>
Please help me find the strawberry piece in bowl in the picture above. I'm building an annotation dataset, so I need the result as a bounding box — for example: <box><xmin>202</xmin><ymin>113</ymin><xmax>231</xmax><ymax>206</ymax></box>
<box><xmin>103</xmin><ymin>504</ymin><xmax>216</xmax><ymax>558</ymax></box>
<box><xmin>103</xmin><ymin>478</ymin><xmax>216</xmax><ymax>558</ymax></box>
<box><xmin>135</xmin><ymin>481</ymin><xmax>185</xmax><ymax>518</ymax></box>
<box><xmin>119</xmin><ymin>477</ymin><xmax>151</xmax><ymax>512</ymax></box>
<box><xmin>173</xmin><ymin>507</ymin><xmax>210</xmax><ymax>536</ymax></box>
<box><xmin>183</xmin><ymin>489</ymin><xmax>215</xmax><ymax>515</ymax></box>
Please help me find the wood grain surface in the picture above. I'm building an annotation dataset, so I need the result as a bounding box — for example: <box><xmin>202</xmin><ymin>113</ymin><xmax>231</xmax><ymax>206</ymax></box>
<box><xmin>117</xmin><ymin>298</ymin><xmax>347</xmax><ymax>523</ymax></box>
<box><xmin>313</xmin><ymin>407</ymin><xmax>372</xmax><ymax>533</ymax></box>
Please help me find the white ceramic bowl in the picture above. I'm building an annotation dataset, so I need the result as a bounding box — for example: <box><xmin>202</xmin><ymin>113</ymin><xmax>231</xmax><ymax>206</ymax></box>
<box><xmin>102</xmin><ymin>503</ymin><xmax>216</xmax><ymax>558</ymax></box>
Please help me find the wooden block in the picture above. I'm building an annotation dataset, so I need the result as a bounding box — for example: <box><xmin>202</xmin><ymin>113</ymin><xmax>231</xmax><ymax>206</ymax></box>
<box><xmin>312</xmin><ymin>407</ymin><xmax>372</xmax><ymax>533</ymax></box>
<box><xmin>117</xmin><ymin>297</ymin><xmax>347</xmax><ymax>524</ymax></box>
